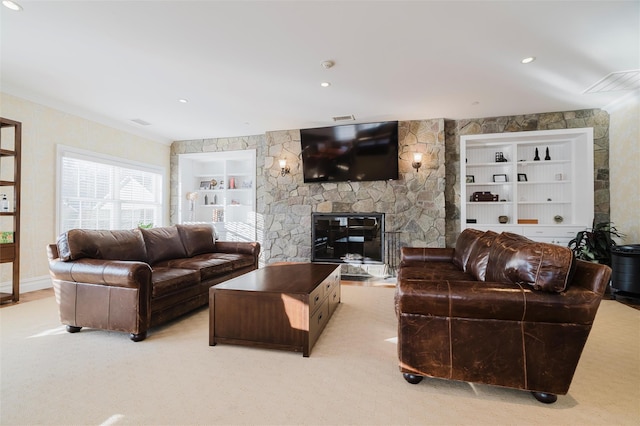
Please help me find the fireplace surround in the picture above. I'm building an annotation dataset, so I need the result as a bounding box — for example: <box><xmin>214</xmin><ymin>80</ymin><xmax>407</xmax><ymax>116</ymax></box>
<box><xmin>311</xmin><ymin>213</ymin><xmax>385</xmax><ymax>264</ymax></box>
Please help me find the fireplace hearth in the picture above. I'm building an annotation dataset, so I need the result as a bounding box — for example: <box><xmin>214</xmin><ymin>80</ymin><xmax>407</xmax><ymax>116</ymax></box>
<box><xmin>311</xmin><ymin>213</ymin><xmax>384</xmax><ymax>264</ymax></box>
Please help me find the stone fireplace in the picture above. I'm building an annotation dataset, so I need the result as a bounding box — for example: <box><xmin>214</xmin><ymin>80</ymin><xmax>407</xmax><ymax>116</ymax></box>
<box><xmin>311</xmin><ymin>213</ymin><xmax>385</xmax><ymax>264</ymax></box>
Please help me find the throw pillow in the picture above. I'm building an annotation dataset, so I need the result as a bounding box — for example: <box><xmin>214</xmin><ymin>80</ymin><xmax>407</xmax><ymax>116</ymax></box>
<box><xmin>452</xmin><ymin>228</ymin><xmax>484</xmax><ymax>272</ymax></box>
<box><xmin>486</xmin><ymin>232</ymin><xmax>575</xmax><ymax>293</ymax></box>
<box><xmin>176</xmin><ymin>223</ymin><xmax>216</xmax><ymax>257</ymax></box>
<box><xmin>57</xmin><ymin>229</ymin><xmax>147</xmax><ymax>262</ymax></box>
<box><xmin>466</xmin><ymin>230</ymin><xmax>498</xmax><ymax>281</ymax></box>
<box><xmin>139</xmin><ymin>225</ymin><xmax>188</xmax><ymax>265</ymax></box>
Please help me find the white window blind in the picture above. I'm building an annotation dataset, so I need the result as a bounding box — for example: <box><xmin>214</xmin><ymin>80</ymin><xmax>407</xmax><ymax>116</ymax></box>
<box><xmin>57</xmin><ymin>147</ymin><xmax>164</xmax><ymax>233</ymax></box>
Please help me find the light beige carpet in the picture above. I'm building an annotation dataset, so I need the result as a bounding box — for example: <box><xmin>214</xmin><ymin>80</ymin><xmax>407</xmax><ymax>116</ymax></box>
<box><xmin>1</xmin><ymin>285</ymin><xmax>638</xmax><ymax>425</ymax></box>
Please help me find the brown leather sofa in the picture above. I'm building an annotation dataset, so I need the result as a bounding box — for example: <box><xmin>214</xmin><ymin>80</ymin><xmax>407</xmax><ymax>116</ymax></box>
<box><xmin>47</xmin><ymin>224</ymin><xmax>260</xmax><ymax>342</ymax></box>
<box><xmin>395</xmin><ymin>228</ymin><xmax>611</xmax><ymax>403</ymax></box>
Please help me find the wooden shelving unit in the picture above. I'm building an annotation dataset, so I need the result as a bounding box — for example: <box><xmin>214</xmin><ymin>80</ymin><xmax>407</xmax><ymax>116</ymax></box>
<box><xmin>1</xmin><ymin>117</ymin><xmax>21</xmax><ymax>304</ymax></box>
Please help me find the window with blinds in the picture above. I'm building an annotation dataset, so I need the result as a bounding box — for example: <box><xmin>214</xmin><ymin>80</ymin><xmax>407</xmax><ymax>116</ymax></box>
<box><xmin>57</xmin><ymin>146</ymin><xmax>164</xmax><ymax>233</ymax></box>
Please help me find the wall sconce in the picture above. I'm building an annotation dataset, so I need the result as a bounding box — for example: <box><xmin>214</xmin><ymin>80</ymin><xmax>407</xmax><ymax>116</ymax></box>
<box><xmin>412</xmin><ymin>153</ymin><xmax>423</xmax><ymax>172</ymax></box>
<box><xmin>279</xmin><ymin>159</ymin><xmax>290</xmax><ymax>176</ymax></box>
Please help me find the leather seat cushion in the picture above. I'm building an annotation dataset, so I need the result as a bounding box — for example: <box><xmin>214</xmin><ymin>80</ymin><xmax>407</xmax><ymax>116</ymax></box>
<box><xmin>452</xmin><ymin>228</ymin><xmax>484</xmax><ymax>272</ymax></box>
<box><xmin>398</xmin><ymin>264</ymin><xmax>474</xmax><ymax>281</ymax></box>
<box><xmin>395</xmin><ymin>279</ymin><xmax>599</xmax><ymax>324</ymax></box>
<box><xmin>202</xmin><ymin>253</ymin><xmax>255</xmax><ymax>270</ymax></box>
<box><xmin>151</xmin><ymin>267</ymin><xmax>200</xmax><ymax>298</ymax></box>
<box><xmin>486</xmin><ymin>232</ymin><xmax>575</xmax><ymax>293</ymax></box>
<box><xmin>159</xmin><ymin>255</ymin><xmax>235</xmax><ymax>280</ymax></box>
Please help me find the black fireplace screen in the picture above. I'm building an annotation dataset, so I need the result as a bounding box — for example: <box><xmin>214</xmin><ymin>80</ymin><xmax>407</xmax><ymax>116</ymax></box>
<box><xmin>311</xmin><ymin>213</ymin><xmax>384</xmax><ymax>263</ymax></box>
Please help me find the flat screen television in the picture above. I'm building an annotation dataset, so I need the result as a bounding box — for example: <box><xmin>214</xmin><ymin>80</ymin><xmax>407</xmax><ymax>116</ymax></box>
<box><xmin>300</xmin><ymin>121</ymin><xmax>399</xmax><ymax>183</ymax></box>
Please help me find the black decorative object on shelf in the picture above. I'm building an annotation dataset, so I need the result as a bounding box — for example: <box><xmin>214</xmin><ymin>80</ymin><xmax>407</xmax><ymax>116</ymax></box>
<box><xmin>534</xmin><ymin>148</ymin><xmax>540</xmax><ymax>161</ymax></box>
<box><xmin>495</xmin><ymin>152</ymin><xmax>507</xmax><ymax>162</ymax></box>
<box><xmin>545</xmin><ymin>147</ymin><xmax>551</xmax><ymax>161</ymax></box>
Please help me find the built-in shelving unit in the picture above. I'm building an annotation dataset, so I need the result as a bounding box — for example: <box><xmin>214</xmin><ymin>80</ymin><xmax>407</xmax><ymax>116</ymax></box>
<box><xmin>1</xmin><ymin>117</ymin><xmax>21</xmax><ymax>304</ymax></box>
<box><xmin>178</xmin><ymin>149</ymin><xmax>256</xmax><ymax>242</ymax></box>
<box><xmin>460</xmin><ymin>128</ymin><xmax>594</xmax><ymax>245</ymax></box>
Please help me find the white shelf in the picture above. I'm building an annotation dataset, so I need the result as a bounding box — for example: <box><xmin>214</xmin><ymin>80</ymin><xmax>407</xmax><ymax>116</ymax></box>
<box><xmin>178</xmin><ymin>149</ymin><xmax>257</xmax><ymax>241</ymax></box>
<box><xmin>460</xmin><ymin>128</ymin><xmax>594</xmax><ymax>245</ymax></box>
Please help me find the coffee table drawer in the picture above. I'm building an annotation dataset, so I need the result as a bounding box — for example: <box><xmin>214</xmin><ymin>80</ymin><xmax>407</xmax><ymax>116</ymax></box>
<box><xmin>309</xmin><ymin>298</ymin><xmax>329</xmax><ymax>349</ymax></box>
<box><xmin>309</xmin><ymin>281</ymin><xmax>325</xmax><ymax>312</ymax></box>
<box><xmin>328</xmin><ymin>285</ymin><xmax>340</xmax><ymax>316</ymax></box>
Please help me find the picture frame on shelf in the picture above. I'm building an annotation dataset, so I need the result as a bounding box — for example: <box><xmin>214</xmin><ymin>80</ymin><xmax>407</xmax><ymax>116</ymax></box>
<box><xmin>199</xmin><ymin>181</ymin><xmax>211</xmax><ymax>190</ymax></box>
<box><xmin>517</xmin><ymin>173</ymin><xmax>528</xmax><ymax>182</ymax></box>
<box><xmin>466</xmin><ymin>175</ymin><xmax>475</xmax><ymax>183</ymax></box>
<box><xmin>493</xmin><ymin>174</ymin><xmax>508</xmax><ymax>182</ymax></box>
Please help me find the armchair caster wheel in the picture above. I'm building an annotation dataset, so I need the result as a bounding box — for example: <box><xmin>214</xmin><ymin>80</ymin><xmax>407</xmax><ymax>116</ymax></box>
<box><xmin>403</xmin><ymin>373</ymin><xmax>423</xmax><ymax>384</ymax></box>
<box><xmin>532</xmin><ymin>392</ymin><xmax>557</xmax><ymax>404</ymax></box>
<box><xmin>66</xmin><ymin>325</ymin><xmax>82</xmax><ymax>333</ymax></box>
<box><xmin>130</xmin><ymin>332</ymin><xmax>147</xmax><ymax>342</ymax></box>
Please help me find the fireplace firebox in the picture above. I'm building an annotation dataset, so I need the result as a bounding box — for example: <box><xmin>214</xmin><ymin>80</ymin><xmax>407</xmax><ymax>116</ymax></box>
<box><xmin>311</xmin><ymin>213</ymin><xmax>384</xmax><ymax>264</ymax></box>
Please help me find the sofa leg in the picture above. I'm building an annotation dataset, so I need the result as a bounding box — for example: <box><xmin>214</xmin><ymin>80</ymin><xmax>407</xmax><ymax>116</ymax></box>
<box><xmin>531</xmin><ymin>392</ymin><xmax>557</xmax><ymax>404</ymax></box>
<box><xmin>130</xmin><ymin>332</ymin><xmax>147</xmax><ymax>342</ymax></box>
<box><xmin>403</xmin><ymin>373</ymin><xmax>423</xmax><ymax>384</ymax></box>
<box><xmin>66</xmin><ymin>325</ymin><xmax>82</xmax><ymax>333</ymax></box>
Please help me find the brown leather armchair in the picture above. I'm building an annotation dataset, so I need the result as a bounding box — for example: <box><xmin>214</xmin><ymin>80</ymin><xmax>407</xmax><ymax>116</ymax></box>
<box><xmin>395</xmin><ymin>229</ymin><xmax>612</xmax><ymax>403</ymax></box>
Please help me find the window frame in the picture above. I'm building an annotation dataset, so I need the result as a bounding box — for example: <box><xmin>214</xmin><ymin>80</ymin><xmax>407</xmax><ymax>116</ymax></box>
<box><xmin>56</xmin><ymin>145</ymin><xmax>166</xmax><ymax>235</ymax></box>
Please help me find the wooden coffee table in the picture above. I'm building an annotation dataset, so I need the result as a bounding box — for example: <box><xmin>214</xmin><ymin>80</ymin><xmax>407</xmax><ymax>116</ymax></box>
<box><xmin>209</xmin><ymin>262</ymin><xmax>341</xmax><ymax>357</ymax></box>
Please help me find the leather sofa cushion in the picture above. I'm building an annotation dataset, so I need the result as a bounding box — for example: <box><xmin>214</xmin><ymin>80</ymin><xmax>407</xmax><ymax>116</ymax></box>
<box><xmin>159</xmin><ymin>255</ymin><xmax>234</xmax><ymax>280</ymax></box>
<box><xmin>151</xmin><ymin>267</ymin><xmax>200</xmax><ymax>298</ymax></box>
<box><xmin>395</xmin><ymin>279</ymin><xmax>600</xmax><ymax>324</ymax></box>
<box><xmin>466</xmin><ymin>230</ymin><xmax>498</xmax><ymax>281</ymax></box>
<box><xmin>57</xmin><ymin>229</ymin><xmax>147</xmax><ymax>262</ymax></box>
<box><xmin>176</xmin><ymin>223</ymin><xmax>216</xmax><ymax>257</ymax></box>
<box><xmin>140</xmin><ymin>226</ymin><xmax>188</xmax><ymax>265</ymax></box>
<box><xmin>206</xmin><ymin>253</ymin><xmax>256</xmax><ymax>270</ymax></box>
<box><xmin>452</xmin><ymin>228</ymin><xmax>484</xmax><ymax>272</ymax></box>
<box><xmin>486</xmin><ymin>232</ymin><xmax>575</xmax><ymax>293</ymax></box>
<box><xmin>398</xmin><ymin>264</ymin><xmax>474</xmax><ymax>282</ymax></box>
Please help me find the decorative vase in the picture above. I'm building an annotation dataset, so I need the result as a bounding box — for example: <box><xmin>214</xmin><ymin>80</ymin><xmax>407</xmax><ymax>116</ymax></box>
<box><xmin>499</xmin><ymin>215</ymin><xmax>509</xmax><ymax>224</ymax></box>
<box><xmin>545</xmin><ymin>147</ymin><xmax>551</xmax><ymax>160</ymax></box>
<box><xmin>534</xmin><ymin>148</ymin><xmax>540</xmax><ymax>161</ymax></box>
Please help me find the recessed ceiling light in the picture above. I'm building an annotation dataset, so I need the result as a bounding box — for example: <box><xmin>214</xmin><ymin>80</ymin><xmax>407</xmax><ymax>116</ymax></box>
<box><xmin>2</xmin><ymin>1</ymin><xmax>23</xmax><ymax>11</ymax></box>
<box><xmin>320</xmin><ymin>82</ymin><xmax>331</xmax><ymax>88</ymax></box>
<box><xmin>521</xmin><ymin>56</ymin><xmax>536</xmax><ymax>64</ymax></box>
<box><xmin>178</xmin><ymin>99</ymin><xmax>188</xmax><ymax>103</ymax></box>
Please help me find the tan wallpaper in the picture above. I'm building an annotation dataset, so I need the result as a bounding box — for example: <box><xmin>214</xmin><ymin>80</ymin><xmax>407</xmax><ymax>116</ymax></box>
<box><xmin>0</xmin><ymin>93</ymin><xmax>170</xmax><ymax>291</ymax></box>
<box><xmin>609</xmin><ymin>93</ymin><xmax>640</xmax><ymax>244</ymax></box>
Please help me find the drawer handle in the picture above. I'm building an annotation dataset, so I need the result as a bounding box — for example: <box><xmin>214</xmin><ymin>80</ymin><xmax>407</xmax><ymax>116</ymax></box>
<box><xmin>333</xmin><ymin>292</ymin><xmax>337</xmax><ymax>300</ymax></box>
<box><xmin>318</xmin><ymin>312</ymin><xmax>323</xmax><ymax>323</ymax></box>
<box><xmin>314</xmin><ymin>295</ymin><xmax>320</xmax><ymax>303</ymax></box>
<box><xmin>326</xmin><ymin>283</ymin><xmax>331</xmax><ymax>289</ymax></box>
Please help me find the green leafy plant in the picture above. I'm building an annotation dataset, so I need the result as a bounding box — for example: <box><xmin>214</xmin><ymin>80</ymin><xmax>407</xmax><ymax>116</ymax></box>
<box><xmin>138</xmin><ymin>222</ymin><xmax>154</xmax><ymax>229</ymax></box>
<box><xmin>568</xmin><ymin>221</ymin><xmax>624</xmax><ymax>266</ymax></box>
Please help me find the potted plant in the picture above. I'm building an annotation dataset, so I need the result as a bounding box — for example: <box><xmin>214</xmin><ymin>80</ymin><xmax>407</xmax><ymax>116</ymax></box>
<box><xmin>568</xmin><ymin>221</ymin><xmax>624</xmax><ymax>266</ymax></box>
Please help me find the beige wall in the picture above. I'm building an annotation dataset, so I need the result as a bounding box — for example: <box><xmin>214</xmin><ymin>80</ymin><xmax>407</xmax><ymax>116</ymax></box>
<box><xmin>0</xmin><ymin>93</ymin><xmax>170</xmax><ymax>292</ymax></box>
<box><xmin>608</xmin><ymin>92</ymin><xmax>640</xmax><ymax>244</ymax></box>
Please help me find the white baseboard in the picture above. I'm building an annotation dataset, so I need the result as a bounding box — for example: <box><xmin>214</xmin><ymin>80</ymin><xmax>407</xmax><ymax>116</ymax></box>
<box><xmin>1</xmin><ymin>275</ymin><xmax>52</xmax><ymax>294</ymax></box>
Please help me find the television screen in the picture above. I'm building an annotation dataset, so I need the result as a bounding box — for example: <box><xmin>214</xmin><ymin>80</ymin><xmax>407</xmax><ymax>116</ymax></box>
<box><xmin>300</xmin><ymin>121</ymin><xmax>399</xmax><ymax>183</ymax></box>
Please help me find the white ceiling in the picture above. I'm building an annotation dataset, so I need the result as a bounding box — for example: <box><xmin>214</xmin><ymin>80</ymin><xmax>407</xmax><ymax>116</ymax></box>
<box><xmin>1</xmin><ymin>1</ymin><xmax>638</xmax><ymax>144</ymax></box>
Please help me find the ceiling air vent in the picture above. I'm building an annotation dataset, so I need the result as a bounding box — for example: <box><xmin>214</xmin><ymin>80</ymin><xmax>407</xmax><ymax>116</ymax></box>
<box><xmin>332</xmin><ymin>115</ymin><xmax>355</xmax><ymax>122</ymax></box>
<box><xmin>131</xmin><ymin>118</ymin><xmax>151</xmax><ymax>126</ymax></box>
<box><xmin>584</xmin><ymin>70</ymin><xmax>640</xmax><ymax>93</ymax></box>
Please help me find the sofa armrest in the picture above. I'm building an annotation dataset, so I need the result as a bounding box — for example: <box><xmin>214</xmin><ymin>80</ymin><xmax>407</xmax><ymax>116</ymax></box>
<box><xmin>400</xmin><ymin>247</ymin><xmax>454</xmax><ymax>265</ymax></box>
<box><xmin>571</xmin><ymin>259</ymin><xmax>612</xmax><ymax>296</ymax></box>
<box><xmin>48</xmin><ymin>258</ymin><xmax>152</xmax><ymax>289</ymax></box>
